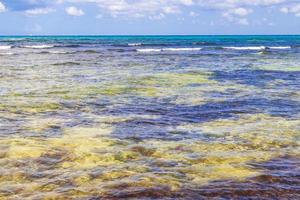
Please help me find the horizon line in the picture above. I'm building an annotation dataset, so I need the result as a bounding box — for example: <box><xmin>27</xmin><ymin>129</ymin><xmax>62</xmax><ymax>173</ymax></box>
<box><xmin>1</xmin><ymin>34</ymin><xmax>300</xmax><ymax>37</ymax></box>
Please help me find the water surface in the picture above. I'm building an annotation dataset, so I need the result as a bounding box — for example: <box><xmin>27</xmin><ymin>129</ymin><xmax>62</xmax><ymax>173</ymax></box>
<box><xmin>0</xmin><ymin>35</ymin><xmax>299</xmax><ymax>199</ymax></box>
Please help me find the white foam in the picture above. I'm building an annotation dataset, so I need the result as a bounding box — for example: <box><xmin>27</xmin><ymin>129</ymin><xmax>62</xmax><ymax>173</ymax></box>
<box><xmin>223</xmin><ymin>46</ymin><xmax>266</xmax><ymax>50</ymax></box>
<box><xmin>137</xmin><ymin>47</ymin><xmax>202</xmax><ymax>52</ymax></box>
<box><xmin>162</xmin><ymin>47</ymin><xmax>202</xmax><ymax>51</ymax></box>
<box><xmin>48</xmin><ymin>51</ymin><xmax>69</xmax><ymax>54</ymax></box>
<box><xmin>137</xmin><ymin>49</ymin><xmax>162</xmax><ymax>52</ymax></box>
<box><xmin>268</xmin><ymin>46</ymin><xmax>291</xmax><ymax>50</ymax></box>
<box><xmin>22</xmin><ymin>45</ymin><xmax>55</xmax><ymax>49</ymax></box>
<box><xmin>0</xmin><ymin>52</ymin><xmax>14</xmax><ymax>55</ymax></box>
<box><xmin>128</xmin><ymin>43</ymin><xmax>142</xmax><ymax>46</ymax></box>
<box><xmin>0</xmin><ymin>45</ymin><xmax>12</xmax><ymax>50</ymax></box>
<box><xmin>4</xmin><ymin>38</ymin><xmax>26</xmax><ymax>41</ymax></box>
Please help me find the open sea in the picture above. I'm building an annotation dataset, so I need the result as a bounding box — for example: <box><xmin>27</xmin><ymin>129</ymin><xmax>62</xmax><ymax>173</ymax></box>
<box><xmin>0</xmin><ymin>35</ymin><xmax>300</xmax><ymax>199</ymax></box>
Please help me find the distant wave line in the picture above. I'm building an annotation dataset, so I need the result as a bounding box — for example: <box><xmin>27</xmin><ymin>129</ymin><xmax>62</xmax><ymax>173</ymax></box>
<box><xmin>223</xmin><ymin>46</ymin><xmax>291</xmax><ymax>50</ymax></box>
<box><xmin>0</xmin><ymin>45</ymin><xmax>12</xmax><ymax>50</ymax></box>
<box><xmin>136</xmin><ymin>47</ymin><xmax>202</xmax><ymax>52</ymax></box>
<box><xmin>21</xmin><ymin>45</ymin><xmax>55</xmax><ymax>49</ymax></box>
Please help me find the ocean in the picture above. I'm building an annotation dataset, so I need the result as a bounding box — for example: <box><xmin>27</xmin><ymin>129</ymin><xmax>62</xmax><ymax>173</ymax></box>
<box><xmin>0</xmin><ymin>35</ymin><xmax>299</xmax><ymax>199</ymax></box>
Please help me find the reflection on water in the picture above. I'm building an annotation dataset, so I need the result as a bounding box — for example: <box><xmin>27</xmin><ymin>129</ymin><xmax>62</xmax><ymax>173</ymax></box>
<box><xmin>0</xmin><ymin>36</ymin><xmax>300</xmax><ymax>199</ymax></box>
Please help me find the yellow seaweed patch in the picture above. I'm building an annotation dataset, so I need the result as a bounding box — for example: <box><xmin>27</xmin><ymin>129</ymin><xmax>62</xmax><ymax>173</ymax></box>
<box><xmin>61</xmin><ymin>71</ymin><xmax>215</xmax><ymax>99</ymax></box>
<box><xmin>182</xmin><ymin>163</ymin><xmax>258</xmax><ymax>184</ymax></box>
<box><xmin>24</xmin><ymin>117</ymin><xmax>66</xmax><ymax>133</ymax></box>
<box><xmin>171</xmin><ymin>80</ymin><xmax>259</xmax><ymax>106</ymax></box>
<box><xmin>49</xmin><ymin>125</ymin><xmax>125</xmax><ymax>169</ymax></box>
<box><xmin>258</xmin><ymin>65</ymin><xmax>300</xmax><ymax>72</ymax></box>
<box><xmin>1</xmin><ymin>71</ymin><xmax>218</xmax><ymax>106</ymax></box>
<box><xmin>0</xmin><ymin>101</ymin><xmax>61</xmax><ymax>114</ymax></box>
<box><xmin>139</xmin><ymin>113</ymin><xmax>300</xmax><ymax>185</ymax></box>
<box><xmin>0</xmin><ymin>113</ymin><xmax>299</xmax><ymax>198</ymax></box>
<box><xmin>199</xmin><ymin>114</ymin><xmax>300</xmax><ymax>150</ymax></box>
<box><xmin>63</xmin><ymin>125</ymin><xmax>112</xmax><ymax>138</ymax></box>
<box><xmin>1</xmin><ymin>138</ymin><xmax>49</xmax><ymax>159</ymax></box>
<box><xmin>53</xmin><ymin>84</ymin><xmax>159</xmax><ymax>99</ymax></box>
<box><xmin>172</xmin><ymin>114</ymin><xmax>299</xmax><ymax>181</ymax></box>
<box><xmin>253</xmin><ymin>58</ymin><xmax>300</xmax><ymax>72</ymax></box>
<box><xmin>57</xmin><ymin>71</ymin><xmax>216</xmax><ymax>99</ymax></box>
<box><xmin>99</xmin><ymin>85</ymin><xmax>158</xmax><ymax>97</ymax></box>
<box><xmin>130</xmin><ymin>72</ymin><xmax>215</xmax><ymax>87</ymax></box>
<box><xmin>102</xmin><ymin>173</ymin><xmax>181</xmax><ymax>193</ymax></box>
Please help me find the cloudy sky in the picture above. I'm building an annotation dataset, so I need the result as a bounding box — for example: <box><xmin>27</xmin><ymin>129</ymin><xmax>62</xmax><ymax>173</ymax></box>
<box><xmin>0</xmin><ymin>0</ymin><xmax>299</xmax><ymax>35</ymax></box>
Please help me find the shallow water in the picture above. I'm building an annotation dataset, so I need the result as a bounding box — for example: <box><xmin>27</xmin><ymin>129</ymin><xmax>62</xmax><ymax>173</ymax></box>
<box><xmin>0</xmin><ymin>35</ymin><xmax>300</xmax><ymax>199</ymax></box>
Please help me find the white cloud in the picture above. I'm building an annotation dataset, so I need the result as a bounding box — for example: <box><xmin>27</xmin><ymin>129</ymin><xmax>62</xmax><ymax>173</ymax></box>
<box><xmin>222</xmin><ymin>12</ymin><xmax>250</xmax><ymax>25</ymax></box>
<box><xmin>0</xmin><ymin>1</ymin><xmax>6</xmax><ymax>13</ymax></box>
<box><xmin>231</xmin><ymin>8</ymin><xmax>252</xmax><ymax>16</ymax></box>
<box><xmin>25</xmin><ymin>7</ymin><xmax>55</xmax><ymax>15</ymax></box>
<box><xmin>280</xmin><ymin>7</ymin><xmax>289</xmax><ymax>13</ymax></box>
<box><xmin>65</xmin><ymin>0</ymin><xmax>288</xmax><ymax>21</ymax></box>
<box><xmin>280</xmin><ymin>3</ymin><xmax>300</xmax><ymax>17</ymax></box>
<box><xmin>65</xmin><ymin>6</ymin><xmax>84</xmax><ymax>16</ymax></box>
<box><xmin>66</xmin><ymin>0</ymin><xmax>191</xmax><ymax>18</ymax></box>
<box><xmin>196</xmin><ymin>0</ymin><xmax>286</xmax><ymax>9</ymax></box>
<box><xmin>222</xmin><ymin>7</ymin><xmax>252</xmax><ymax>25</ymax></box>
<box><xmin>180</xmin><ymin>0</ymin><xmax>194</xmax><ymax>6</ymax></box>
<box><xmin>163</xmin><ymin>6</ymin><xmax>180</xmax><ymax>14</ymax></box>
<box><xmin>149</xmin><ymin>13</ymin><xmax>165</xmax><ymax>20</ymax></box>
<box><xmin>9</xmin><ymin>0</ymin><xmax>296</xmax><ymax>24</ymax></box>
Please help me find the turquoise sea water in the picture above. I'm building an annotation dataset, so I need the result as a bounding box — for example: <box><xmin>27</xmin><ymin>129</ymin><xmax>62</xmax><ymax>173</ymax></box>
<box><xmin>0</xmin><ymin>35</ymin><xmax>299</xmax><ymax>199</ymax></box>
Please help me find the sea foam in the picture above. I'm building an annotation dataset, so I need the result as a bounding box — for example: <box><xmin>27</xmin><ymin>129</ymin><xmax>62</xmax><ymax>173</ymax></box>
<box><xmin>163</xmin><ymin>47</ymin><xmax>202</xmax><ymax>51</ymax></box>
<box><xmin>223</xmin><ymin>46</ymin><xmax>291</xmax><ymax>51</ymax></box>
<box><xmin>137</xmin><ymin>47</ymin><xmax>202</xmax><ymax>52</ymax></box>
<box><xmin>22</xmin><ymin>45</ymin><xmax>55</xmax><ymax>49</ymax></box>
<box><xmin>44</xmin><ymin>51</ymin><xmax>70</xmax><ymax>54</ymax></box>
<box><xmin>223</xmin><ymin>46</ymin><xmax>266</xmax><ymax>50</ymax></box>
<box><xmin>136</xmin><ymin>49</ymin><xmax>162</xmax><ymax>52</ymax></box>
<box><xmin>0</xmin><ymin>45</ymin><xmax>12</xmax><ymax>50</ymax></box>
<box><xmin>267</xmin><ymin>46</ymin><xmax>291</xmax><ymax>50</ymax></box>
<box><xmin>0</xmin><ymin>52</ymin><xmax>14</xmax><ymax>55</ymax></box>
<box><xmin>128</xmin><ymin>43</ymin><xmax>142</xmax><ymax>46</ymax></box>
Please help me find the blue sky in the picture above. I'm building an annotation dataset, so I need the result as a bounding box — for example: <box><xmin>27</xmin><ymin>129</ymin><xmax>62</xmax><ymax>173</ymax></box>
<box><xmin>0</xmin><ymin>0</ymin><xmax>299</xmax><ymax>35</ymax></box>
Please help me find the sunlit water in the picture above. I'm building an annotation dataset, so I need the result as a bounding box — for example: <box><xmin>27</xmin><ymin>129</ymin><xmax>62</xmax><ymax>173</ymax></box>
<box><xmin>0</xmin><ymin>35</ymin><xmax>299</xmax><ymax>199</ymax></box>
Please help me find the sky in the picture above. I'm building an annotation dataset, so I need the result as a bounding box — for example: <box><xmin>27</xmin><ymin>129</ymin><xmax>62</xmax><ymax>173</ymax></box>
<box><xmin>0</xmin><ymin>0</ymin><xmax>300</xmax><ymax>35</ymax></box>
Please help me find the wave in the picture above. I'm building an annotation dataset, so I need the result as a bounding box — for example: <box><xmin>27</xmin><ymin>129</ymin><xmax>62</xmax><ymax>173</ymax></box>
<box><xmin>223</xmin><ymin>46</ymin><xmax>291</xmax><ymax>51</ymax></box>
<box><xmin>107</xmin><ymin>48</ymin><xmax>137</xmax><ymax>52</ymax></box>
<box><xmin>81</xmin><ymin>50</ymin><xmax>98</xmax><ymax>53</ymax></box>
<box><xmin>137</xmin><ymin>47</ymin><xmax>202</xmax><ymax>52</ymax></box>
<box><xmin>52</xmin><ymin>62</ymin><xmax>81</xmax><ymax>66</ymax></box>
<box><xmin>136</xmin><ymin>49</ymin><xmax>161</xmax><ymax>52</ymax></box>
<box><xmin>114</xmin><ymin>43</ymin><xmax>175</xmax><ymax>47</ymax></box>
<box><xmin>0</xmin><ymin>38</ymin><xmax>26</xmax><ymax>42</ymax></box>
<box><xmin>22</xmin><ymin>45</ymin><xmax>55</xmax><ymax>49</ymax></box>
<box><xmin>163</xmin><ymin>47</ymin><xmax>202</xmax><ymax>51</ymax></box>
<box><xmin>192</xmin><ymin>42</ymin><xmax>218</xmax><ymax>46</ymax></box>
<box><xmin>129</xmin><ymin>42</ymin><xmax>215</xmax><ymax>47</ymax></box>
<box><xmin>0</xmin><ymin>52</ymin><xmax>14</xmax><ymax>55</ymax></box>
<box><xmin>39</xmin><ymin>51</ymin><xmax>71</xmax><ymax>54</ymax></box>
<box><xmin>0</xmin><ymin>45</ymin><xmax>12</xmax><ymax>50</ymax></box>
<box><xmin>128</xmin><ymin>43</ymin><xmax>142</xmax><ymax>46</ymax></box>
<box><xmin>267</xmin><ymin>46</ymin><xmax>291</xmax><ymax>50</ymax></box>
<box><xmin>223</xmin><ymin>46</ymin><xmax>266</xmax><ymax>50</ymax></box>
<box><xmin>56</xmin><ymin>44</ymin><xmax>81</xmax><ymax>48</ymax></box>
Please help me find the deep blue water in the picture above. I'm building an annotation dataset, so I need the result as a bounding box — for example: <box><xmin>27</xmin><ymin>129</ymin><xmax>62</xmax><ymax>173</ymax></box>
<box><xmin>1</xmin><ymin>34</ymin><xmax>300</xmax><ymax>46</ymax></box>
